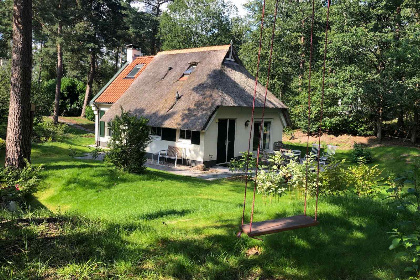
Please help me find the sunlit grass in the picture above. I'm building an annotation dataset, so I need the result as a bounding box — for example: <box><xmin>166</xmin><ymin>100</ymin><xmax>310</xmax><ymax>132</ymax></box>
<box><xmin>1</xmin><ymin>127</ymin><xmax>419</xmax><ymax>279</ymax></box>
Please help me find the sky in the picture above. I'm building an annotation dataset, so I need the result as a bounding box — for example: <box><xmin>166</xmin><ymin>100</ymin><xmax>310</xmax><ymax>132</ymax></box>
<box><xmin>230</xmin><ymin>0</ymin><xmax>249</xmax><ymax>17</ymax></box>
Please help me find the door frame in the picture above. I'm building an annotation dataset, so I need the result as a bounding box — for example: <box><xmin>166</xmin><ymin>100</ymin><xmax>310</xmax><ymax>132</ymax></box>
<box><xmin>216</xmin><ymin>118</ymin><xmax>236</xmax><ymax>164</ymax></box>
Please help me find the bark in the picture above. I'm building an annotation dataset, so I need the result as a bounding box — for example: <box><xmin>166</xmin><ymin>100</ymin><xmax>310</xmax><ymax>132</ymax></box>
<box><xmin>80</xmin><ymin>51</ymin><xmax>96</xmax><ymax>117</ymax></box>
<box><xmin>5</xmin><ymin>0</ymin><xmax>33</xmax><ymax>168</ymax></box>
<box><xmin>53</xmin><ymin>21</ymin><xmax>63</xmax><ymax>124</ymax></box>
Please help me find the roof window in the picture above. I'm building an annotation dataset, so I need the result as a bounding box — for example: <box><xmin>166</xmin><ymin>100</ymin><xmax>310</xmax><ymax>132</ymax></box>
<box><xmin>125</xmin><ymin>63</ymin><xmax>144</xmax><ymax>78</ymax></box>
<box><xmin>179</xmin><ymin>63</ymin><xmax>197</xmax><ymax>81</ymax></box>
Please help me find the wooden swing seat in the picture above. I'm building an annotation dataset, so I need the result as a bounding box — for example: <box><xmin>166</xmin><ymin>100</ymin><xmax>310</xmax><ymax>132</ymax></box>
<box><xmin>241</xmin><ymin>215</ymin><xmax>318</xmax><ymax>237</ymax></box>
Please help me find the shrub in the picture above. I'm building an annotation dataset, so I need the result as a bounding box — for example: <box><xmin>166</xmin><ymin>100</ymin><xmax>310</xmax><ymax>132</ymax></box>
<box><xmin>387</xmin><ymin>160</ymin><xmax>420</xmax><ymax>278</ymax></box>
<box><xmin>106</xmin><ymin>109</ymin><xmax>150</xmax><ymax>173</ymax></box>
<box><xmin>33</xmin><ymin>120</ymin><xmax>67</xmax><ymax>142</ymax></box>
<box><xmin>85</xmin><ymin>105</ymin><xmax>95</xmax><ymax>122</ymax></box>
<box><xmin>319</xmin><ymin>159</ymin><xmax>350</xmax><ymax>195</ymax></box>
<box><xmin>347</xmin><ymin>163</ymin><xmax>382</xmax><ymax>196</ymax></box>
<box><xmin>351</xmin><ymin>143</ymin><xmax>373</xmax><ymax>163</ymax></box>
<box><xmin>0</xmin><ymin>161</ymin><xmax>43</xmax><ymax>204</ymax></box>
<box><xmin>229</xmin><ymin>152</ymin><xmax>260</xmax><ymax>174</ymax></box>
<box><xmin>256</xmin><ymin>169</ymin><xmax>287</xmax><ymax>198</ymax></box>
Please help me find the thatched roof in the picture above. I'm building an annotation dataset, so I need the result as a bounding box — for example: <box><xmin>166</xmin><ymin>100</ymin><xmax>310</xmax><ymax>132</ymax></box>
<box><xmin>101</xmin><ymin>45</ymin><xmax>289</xmax><ymax>131</ymax></box>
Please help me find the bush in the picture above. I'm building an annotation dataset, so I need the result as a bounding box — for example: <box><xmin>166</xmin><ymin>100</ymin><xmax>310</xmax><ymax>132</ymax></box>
<box><xmin>347</xmin><ymin>163</ymin><xmax>382</xmax><ymax>196</ymax></box>
<box><xmin>351</xmin><ymin>143</ymin><xmax>373</xmax><ymax>163</ymax></box>
<box><xmin>106</xmin><ymin>110</ymin><xmax>151</xmax><ymax>173</ymax></box>
<box><xmin>319</xmin><ymin>159</ymin><xmax>350</xmax><ymax>195</ymax></box>
<box><xmin>33</xmin><ymin>120</ymin><xmax>67</xmax><ymax>142</ymax></box>
<box><xmin>387</xmin><ymin>159</ymin><xmax>420</xmax><ymax>278</ymax></box>
<box><xmin>85</xmin><ymin>105</ymin><xmax>95</xmax><ymax>122</ymax></box>
<box><xmin>0</xmin><ymin>161</ymin><xmax>43</xmax><ymax>204</ymax></box>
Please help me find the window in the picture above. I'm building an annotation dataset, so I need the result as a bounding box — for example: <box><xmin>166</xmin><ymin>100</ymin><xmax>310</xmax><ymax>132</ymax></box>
<box><xmin>99</xmin><ymin>110</ymin><xmax>105</xmax><ymax>137</ymax></box>
<box><xmin>179</xmin><ymin>129</ymin><xmax>192</xmax><ymax>140</ymax></box>
<box><xmin>179</xmin><ymin>63</ymin><xmax>197</xmax><ymax>80</ymax></box>
<box><xmin>191</xmin><ymin>131</ymin><xmax>200</xmax><ymax>145</ymax></box>
<box><xmin>253</xmin><ymin>121</ymin><xmax>271</xmax><ymax>151</ymax></box>
<box><xmin>151</xmin><ymin>126</ymin><xmax>162</xmax><ymax>136</ymax></box>
<box><xmin>125</xmin><ymin>64</ymin><xmax>144</xmax><ymax>78</ymax></box>
<box><xmin>161</xmin><ymin>128</ymin><xmax>176</xmax><ymax>141</ymax></box>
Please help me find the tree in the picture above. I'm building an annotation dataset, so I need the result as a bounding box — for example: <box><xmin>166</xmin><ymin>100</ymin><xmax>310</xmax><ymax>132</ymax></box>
<box><xmin>159</xmin><ymin>0</ymin><xmax>236</xmax><ymax>50</ymax></box>
<box><xmin>76</xmin><ymin>0</ymin><xmax>127</xmax><ymax>117</ymax></box>
<box><xmin>5</xmin><ymin>0</ymin><xmax>33</xmax><ymax>168</ymax></box>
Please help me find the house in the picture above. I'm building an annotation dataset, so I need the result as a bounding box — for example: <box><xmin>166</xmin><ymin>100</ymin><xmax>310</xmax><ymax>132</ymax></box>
<box><xmin>91</xmin><ymin>44</ymin><xmax>291</xmax><ymax>166</ymax></box>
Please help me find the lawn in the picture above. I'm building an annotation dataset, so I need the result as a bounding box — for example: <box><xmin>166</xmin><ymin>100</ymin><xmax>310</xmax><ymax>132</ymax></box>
<box><xmin>1</xmin><ymin>126</ymin><xmax>419</xmax><ymax>279</ymax></box>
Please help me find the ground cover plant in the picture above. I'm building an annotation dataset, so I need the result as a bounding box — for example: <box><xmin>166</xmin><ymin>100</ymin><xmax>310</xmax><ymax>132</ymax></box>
<box><xmin>0</xmin><ymin>125</ymin><xmax>419</xmax><ymax>279</ymax></box>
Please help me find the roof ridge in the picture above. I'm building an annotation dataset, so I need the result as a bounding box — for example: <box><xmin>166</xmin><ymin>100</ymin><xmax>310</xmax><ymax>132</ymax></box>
<box><xmin>157</xmin><ymin>45</ymin><xmax>230</xmax><ymax>55</ymax></box>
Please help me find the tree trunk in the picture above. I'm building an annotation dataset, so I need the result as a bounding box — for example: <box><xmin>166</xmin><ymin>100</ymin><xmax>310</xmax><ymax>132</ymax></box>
<box><xmin>80</xmin><ymin>51</ymin><xmax>96</xmax><ymax>117</ymax></box>
<box><xmin>412</xmin><ymin>108</ymin><xmax>418</xmax><ymax>144</ymax></box>
<box><xmin>5</xmin><ymin>0</ymin><xmax>33</xmax><ymax>168</ymax></box>
<box><xmin>376</xmin><ymin>115</ymin><xmax>382</xmax><ymax>142</ymax></box>
<box><xmin>53</xmin><ymin>21</ymin><xmax>63</xmax><ymax>124</ymax></box>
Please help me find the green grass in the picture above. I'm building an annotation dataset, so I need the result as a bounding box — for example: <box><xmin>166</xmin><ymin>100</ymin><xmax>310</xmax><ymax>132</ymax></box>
<box><xmin>0</xmin><ymin>128</ymin><xmax>419</xmax><ymax>279</ymax></box>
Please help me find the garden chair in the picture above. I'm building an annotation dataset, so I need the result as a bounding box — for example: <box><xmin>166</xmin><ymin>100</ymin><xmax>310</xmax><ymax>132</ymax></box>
<box><xmin>320</xmin><ymin>145</ymin><xmax>338</xmax><ymax>164</ymax></box>
<box><xmin>157</xmin><ymin>146</ymin><xmax>186</xmax><ymax>167</ymax></box>
<box><xmin>300</xmin><ymin>144</ymin><xmax>320</xmax><ymax>163</ymax></box>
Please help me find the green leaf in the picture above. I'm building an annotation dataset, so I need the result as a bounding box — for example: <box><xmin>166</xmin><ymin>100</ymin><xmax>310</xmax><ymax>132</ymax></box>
<box><xmin>389</xmin><ymin>238</ymin><xmax>401</xmax><ymax>250</ymax></box>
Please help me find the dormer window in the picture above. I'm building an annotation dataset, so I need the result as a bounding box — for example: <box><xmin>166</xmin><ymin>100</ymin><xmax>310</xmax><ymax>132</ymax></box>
<box><xmin>125</xmin><ymin>64</ymin><xmax>144</xmax><ymax>78</ymax></box>
<box><xmin>179</xmin><ymin>63</ymin><xmax>197</xmax><ymax>81</ymax></box>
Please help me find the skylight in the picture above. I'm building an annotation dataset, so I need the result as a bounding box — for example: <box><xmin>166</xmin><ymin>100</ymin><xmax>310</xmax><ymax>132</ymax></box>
<box><xmin>179</xmin><ymin>63</ymin><xmax>197</xmax><ymax>81</ymax></box>
<box><xmin>184</xmin><ymin>64</ymin><xmax>197</xmax><ymax>75</ymax></box>
<box><xmin>125</xmin><ymin>64</ymin><xmax>144</xmax><ymax>78</ymax></box>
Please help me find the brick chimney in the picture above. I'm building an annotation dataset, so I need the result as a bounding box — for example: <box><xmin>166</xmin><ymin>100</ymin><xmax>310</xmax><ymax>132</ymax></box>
<box><xmin>126</xmin><ymin>44</ymin><xmax>143</xmax><ymax>63</ymax></box>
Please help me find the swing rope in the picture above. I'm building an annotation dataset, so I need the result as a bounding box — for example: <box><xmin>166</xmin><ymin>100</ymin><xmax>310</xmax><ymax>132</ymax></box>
<box><xmin>239</xmin><ymin>0</ymin><xmax>331</xmax><ymax>236</ymax></box>
<box><xmin>240</xmin><ymin>0</ymin><xmax>267</xmax><ymax>229</ymax></box>
<box><xmin>314</xmin><ymin>0</ymin><xmax>331</xmax><ymax>220</ymax></box>
<box><xmin>249</xmin><ymin>0</ymin><xmax>280</xmax><ymax>234</ymax></box>
<box><xmin>304</xmin><ymin>0</ymin><xmax>316</xmax><ymax>217</ymax></box>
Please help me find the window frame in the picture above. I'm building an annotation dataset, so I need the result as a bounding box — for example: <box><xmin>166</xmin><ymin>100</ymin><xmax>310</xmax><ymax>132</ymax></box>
<box><xmin>125</xmin><ymin>63</ymin><xmax>144</xmax><ymax>79</ymax></box>
<box><xmin>253</xmin><ymin>121</ymin><xmax>271</xmax><ymax>151</ymax></box>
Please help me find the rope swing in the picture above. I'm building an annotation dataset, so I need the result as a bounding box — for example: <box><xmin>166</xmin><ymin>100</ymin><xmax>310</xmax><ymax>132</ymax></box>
<box><xmin>239</xmin><ymin>0</ymin><xmax>331</xmax><ymax>238</ymax></box>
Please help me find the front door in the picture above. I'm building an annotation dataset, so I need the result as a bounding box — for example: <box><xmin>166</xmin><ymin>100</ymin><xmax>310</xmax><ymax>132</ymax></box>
<box><xmin>217</xmin><ymin>119</ymin><xmax>235</xmax><ymax>164</ymax></box>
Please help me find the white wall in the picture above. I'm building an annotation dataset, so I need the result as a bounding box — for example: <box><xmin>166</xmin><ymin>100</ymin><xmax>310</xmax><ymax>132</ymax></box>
<box><xmin>92</xmin><ymin>105</ymin><xmax>286</xmax><ymax>165</ymax></box>
<box><xmin>91</xmin><ymin>103</ymin><xmax>112</xmax><ymax>146</ymax></box>
<box><xmin>203</xmin><ymin>107</ymin><xmax>285</xmax><ymax>162</ymax></box>
<box><xmin>146</xmin><ymin>131</ymin><xmax>205</xmax><ymax>162</ymax></box>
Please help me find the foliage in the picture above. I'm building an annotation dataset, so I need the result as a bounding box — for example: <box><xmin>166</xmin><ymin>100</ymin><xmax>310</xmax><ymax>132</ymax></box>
<box><xmin>0</xmin><ymin>138</ymin><xmax>5</xmax><ymax>150</ymax></box>
<box><xmin>84</xmin><ymin>105</ymin><xmax>95</xmax><ymax>122</ymax></box>
<box><xmin>240</xmin><ymin>0</ymin><xmax>419</xmax><ymax>141</ymax></box>
<box><xmin>0</xmin><ymin>161</ymin><xmax>43</xmax><ymax>203</ymax></box>
<box><xmin>159</xmin><ymin>0</ymin><xmax>237</xmax><ymax>50</ymax></box>
<box><xmin>387</xmin><ymin>160</ymin><xmax>420</xmax><ymax>278</ymax></box>
<box><xmin>229</xmin><ymin>152</ymin><xmax>259</xmax><ymax>174</ymax></box>
<box><xmin>40</xmin><ymin>78</ymin><xmax>86</xmax><ymax>117</ymax></box>
<box><xmin>319</xmin><ymin>159</ymin><xmax>349</xmax><ymax>195</ymax></box>
<box><xmin>33</xmin><ymin>120</ymin><xmax>67</xmax><ymax>143</ymax></box>
<box><xmin>0</xmin><ymin>0</ymin><xmax>12</xmax><ymax>58</ymax></box>
<box><xmin>106</xmin><ymin>110</ymin><xmax>150</xmax><ymax>173</ymax></box>
<box><xmin>347</xmin><ymin>164</ymin><xmax>382</xmax><ymax>197</ymax></box>
<box><xmin>89</xmin><ymin>146</ymin><xmax>103</xmax><ymax>160</ymax></box>
<box><xmin>0</xmin><ymin>63</ymin><xmax>10</xmax><ymax>135</ymax></box>
<box><xmin>351</xmin><ymin>143</ymin><xmax>373</xmax><ymax>164</ymax></box>
<box><xmin>256</xmin><ymin>169</ymin><xmax>287</xmax><ymax>198</ymax></box>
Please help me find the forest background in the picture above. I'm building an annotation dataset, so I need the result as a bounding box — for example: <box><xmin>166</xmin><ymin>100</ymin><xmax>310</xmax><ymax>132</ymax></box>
<box><xmin>0</xmin><ymin>0</ymin><xmax>418</xmax><ymax>143</ymax></box>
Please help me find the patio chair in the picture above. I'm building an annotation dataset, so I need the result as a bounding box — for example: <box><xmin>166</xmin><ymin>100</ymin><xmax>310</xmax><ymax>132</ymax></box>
<box><xmin>320</xmin><ymin>145</ymin><xmax>338</xmax><ymax>164</ymax></box>
<box><xmin>300</xmin><ymin>144</ymin><xmax>321</xmax><ymax>163</ymax></box>
<box><xmin>157</xmin><ymin>146</ymin><xmax>186</xmax><ymax>167</ymax></box>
